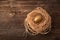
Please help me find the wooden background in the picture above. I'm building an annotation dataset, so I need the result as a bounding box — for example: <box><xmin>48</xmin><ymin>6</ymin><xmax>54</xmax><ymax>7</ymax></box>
<box><xmin>0</xmin><ymin>0</ymin><xmax>60</xmax><ymax>40</ymax></box>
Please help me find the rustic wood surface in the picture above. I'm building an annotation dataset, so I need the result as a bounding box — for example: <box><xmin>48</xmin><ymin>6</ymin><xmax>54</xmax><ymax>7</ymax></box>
<box><xmin>0</xmin><ymin>0</ymin><xmax>60</xmax><ymax>40</ymax></box>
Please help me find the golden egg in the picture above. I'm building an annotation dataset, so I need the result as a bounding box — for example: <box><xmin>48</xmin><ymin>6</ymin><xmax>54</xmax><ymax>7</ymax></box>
<box><xmin>34</xmin><ymin>15</ymin><xmax>42</xmax><ymax>23</ymax></box>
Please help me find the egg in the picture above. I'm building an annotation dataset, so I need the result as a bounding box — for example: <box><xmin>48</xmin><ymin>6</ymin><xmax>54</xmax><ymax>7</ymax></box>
<box><xmin>34</xmin><ymin>15</ymin><xmax>42</xmax><ymax>23</ymax></box>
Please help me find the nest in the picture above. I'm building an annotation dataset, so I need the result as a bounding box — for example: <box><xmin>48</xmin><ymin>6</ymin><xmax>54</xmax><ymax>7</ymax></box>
<box><xmin>24</xmin><ymin>7</ymin><xmax>51</xmax><ymax>35</ymax></box>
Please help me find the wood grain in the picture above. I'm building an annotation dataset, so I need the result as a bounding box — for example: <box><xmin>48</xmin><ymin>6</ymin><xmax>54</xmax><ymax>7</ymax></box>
<box><xmin>0</xmin><ymin>0</ymin><xmax>60</xmax><ymax>40</ymax></box>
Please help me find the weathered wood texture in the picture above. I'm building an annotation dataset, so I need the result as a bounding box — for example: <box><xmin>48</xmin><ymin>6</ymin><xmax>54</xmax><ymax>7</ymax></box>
<box><xmin>0</xmin><ymin>0</ymin><xmax>60</xmax><ymax>40</ymax></box>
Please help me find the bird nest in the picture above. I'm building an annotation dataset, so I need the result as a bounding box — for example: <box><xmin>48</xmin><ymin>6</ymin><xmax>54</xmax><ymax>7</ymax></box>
<box><xmin>24</xmin><ymin>7</ymin><xmax>51</xmax><ymax>35</ymax></box>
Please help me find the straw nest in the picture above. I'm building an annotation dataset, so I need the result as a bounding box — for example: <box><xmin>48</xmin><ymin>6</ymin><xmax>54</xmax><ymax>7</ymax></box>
<box><xmin>24</xmin><ymin>7</ymin><xmax>51</xmax><ymax>35</ymax></box>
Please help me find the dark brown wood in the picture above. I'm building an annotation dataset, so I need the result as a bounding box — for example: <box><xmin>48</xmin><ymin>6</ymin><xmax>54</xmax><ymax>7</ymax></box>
<box><xmin>0</xmin><ymin>0</ymin><xmax>60</xmax><ymax>40</ymax></box>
